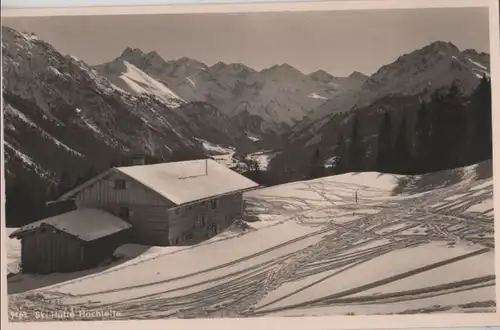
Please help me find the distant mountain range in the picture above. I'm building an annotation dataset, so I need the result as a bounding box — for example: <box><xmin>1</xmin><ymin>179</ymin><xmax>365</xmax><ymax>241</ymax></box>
<box><xmin>1</xmin><ymin>24</ymin><xmax>490</xmax><ymax>198</ymax></box>
<box><xmin>287</xmin><ymin>41</ymin><xmax>490</xmax><ymax>146</ymax></box>
<box><xmin>94</xmin><ymin>47</ymin><xmax>368</xmax><ymax>128</ymax></box>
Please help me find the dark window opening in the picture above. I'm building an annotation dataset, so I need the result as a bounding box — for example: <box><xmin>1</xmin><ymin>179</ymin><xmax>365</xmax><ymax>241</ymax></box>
<box><xmin>119</xmin><ymin>206</ymin><xmax>130</xmax><ymax>219</ymax></box>
<box><xmin>210</xmin><ymin>199</ymin><xmax>219</xmax><ymax>209</ymax></box>
<box><xmin>114</xmin><ymin>179</ymin><xmax>127</xmax><ymax>190</ymax></box>
<box><xmin>194</xmin><ymin>217</ymin><xmax>203</xmax><ymax>229</ymax></box>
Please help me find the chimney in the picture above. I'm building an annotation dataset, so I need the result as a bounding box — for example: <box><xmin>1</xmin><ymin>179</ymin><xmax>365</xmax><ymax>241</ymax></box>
<box><xmin>132</xmin><ymin>154</ymin><xmax>146</xmax><ymax>166</ymax></box>
<box><xmin>205</xmin><ymin>159</ymin><xmax>208</xmax><ymax>176</ymax></box>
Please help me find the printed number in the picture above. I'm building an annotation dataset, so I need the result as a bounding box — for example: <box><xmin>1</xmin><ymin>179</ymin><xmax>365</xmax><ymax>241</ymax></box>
<box><xmin>10</xmin><ymin>311</ymin><xmax>28</xmax><ymax>320</ymax></box>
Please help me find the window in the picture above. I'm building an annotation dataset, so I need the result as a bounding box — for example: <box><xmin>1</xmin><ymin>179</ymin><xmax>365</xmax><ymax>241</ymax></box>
<box><xmin>201</xmin><ymin>215</ymin><xmax>207</xmax><ymax>226</ymax></box>
<box><xmin>183</xmin><ymin>232</ymin><xmax>193</xmax><ymax>241</ymax></box>
<box><xmin>209</xmin><ymin>199</ymin><xmax>219</xmax><ymax>210</ymax></box>
<box><xmin>114</xmin><ymin>179</ymin><xmax>127</xmax><ymax>190</ymax></box>
<box><xmin>194</xmin><ymin>216</ymin><xmax>203</xmax><ymax>229</ymax></box>
<box><xmin>118</xmin><ymin>206</ymin><xmax>130</xmax><ymax>219</ymax></box>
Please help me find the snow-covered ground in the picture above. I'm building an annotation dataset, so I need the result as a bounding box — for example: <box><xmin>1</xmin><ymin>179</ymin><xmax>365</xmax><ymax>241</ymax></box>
<box><xmin>194</xmin><ymin>138</ymin><xmax>277</xmax><ymax>172</ymax></box>
<box><xmin>7</xmin><ymin>163</ymin><xmax>495</xmax><ymax>320</ymax></box>
<box><xmin>6</xmin><ymin>228</ymin><xmax>21</xmax><ymax>275</ymax></box>
<box><xmin>194</xmin><ymin>138</ymin><xmax>239</xmax><ymax>168</ymax></box>
<box><xmin>245</xmin><ymin>150</ymin><xmax>278</xmax><ymax>171</ymax></box>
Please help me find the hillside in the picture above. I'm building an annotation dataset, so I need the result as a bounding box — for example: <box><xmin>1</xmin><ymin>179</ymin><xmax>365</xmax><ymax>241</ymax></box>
<box><xmin>7</xmin><ymin>160</ymin><xmax>494</xmax><ymax>318</ymax></box>
<box><xmin>267</xmin><ymin>42</ymin><xmax>492</xmax><ymax>185</ymax></box>
<box><xmin>287</xmin><ymin>41</ymin><xmax>490</xmax><ymax>147</ymax></box>
<box><xmin>1</xmin><ymin>26</ymin><xmax>273</xmax><ymax>226</ymax></box>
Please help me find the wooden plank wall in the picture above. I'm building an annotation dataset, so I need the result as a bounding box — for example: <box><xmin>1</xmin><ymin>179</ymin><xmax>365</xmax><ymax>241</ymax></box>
<box><xmin>168</xmin><ymin>192</ymin><xmax>243</xmax><ymax>245</ymax></box>
<box><xmin>74</xmin><ymin>172</ymin><xmax>171</xmax><ymax>207</ymax></box>
<box><xmin>21</xmin><ymin>227</ymin><xmax>85</xmax><ymax>274</ymax></box>
<box><xmin>85</xmin><ymin>230</ymin><xmax>131</xmax><ymax>266</ymax></box>
<box><xmin>71</xmin><ymin>170</ymin><xmax>248</xmax><ymax>247</ymax></box>
<box><xmin>73</xmin><ymin>172</ymin><xmax>173</xmax><ymax>246</ymax></box>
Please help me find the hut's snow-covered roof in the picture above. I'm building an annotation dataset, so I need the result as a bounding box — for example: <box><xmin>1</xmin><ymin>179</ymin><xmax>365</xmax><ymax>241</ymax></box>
<box><xmin>116</xmin><ymin>159</ymin><xmax>259</xmax><ymax>205</ymax></box>
<box><xmin>9</xmin><ymin>208</ymin><xmax>131</xmax><ymax>241</ymax></box>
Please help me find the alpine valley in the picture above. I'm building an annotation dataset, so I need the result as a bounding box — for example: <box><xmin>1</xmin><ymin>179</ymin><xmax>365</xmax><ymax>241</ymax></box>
<box><xmin>1</xmin><ymin>25</ymin><xmax>492</xmax><ymax>226</ymax></box>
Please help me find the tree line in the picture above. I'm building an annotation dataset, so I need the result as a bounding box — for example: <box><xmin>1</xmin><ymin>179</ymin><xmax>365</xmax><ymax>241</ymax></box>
<box><xmin>307</xmin><ymin>76</ymin><xmax>492</xmax><ymax>179</ymax></box>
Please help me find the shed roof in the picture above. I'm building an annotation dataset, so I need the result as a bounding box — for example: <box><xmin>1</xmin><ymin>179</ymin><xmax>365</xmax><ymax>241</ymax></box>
<box><xmin>9</xmin><ymin>208</ymin><xmax>132</xmax><ymax>241</ymax></box>
<box><xmin>116</xmin><ymin>159</ymin><xmax>259</xmax><ymax>205</ymax></box>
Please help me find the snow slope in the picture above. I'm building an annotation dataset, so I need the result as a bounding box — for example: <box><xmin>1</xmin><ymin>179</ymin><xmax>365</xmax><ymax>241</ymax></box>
<box><xmin>6</xmin><ymin>228</ymin><xmax>21</xmax><ymax>275</ymax></box>
<box><xmin>119</xmin><ymin>61</ymin><xmax>185</xmax><ymax>107</ymax></box>
<box><xmin>7</xmin><ymin>163</ymin><xmax>495</xmax><ymax>319</ymax></box>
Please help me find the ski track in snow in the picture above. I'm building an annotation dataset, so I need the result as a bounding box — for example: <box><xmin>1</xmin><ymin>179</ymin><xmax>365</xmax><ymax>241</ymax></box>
<box><xmin>7</xmin><ymin>170</ymin><xmax>495</xmax><ymax>320</ymax></box>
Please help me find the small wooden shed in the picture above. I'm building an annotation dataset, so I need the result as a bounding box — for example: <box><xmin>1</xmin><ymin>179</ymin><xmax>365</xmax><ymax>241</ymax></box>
<box><xmin>9</xmin><ymin>208</ymin><xmax>132</xmax><ymax>274</ymax></box>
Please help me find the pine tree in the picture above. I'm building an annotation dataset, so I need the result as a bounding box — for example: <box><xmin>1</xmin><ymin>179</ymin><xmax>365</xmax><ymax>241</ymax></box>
<box><xmin>86</xmin><ymin>165</ymin><xmax>99</xmax><ymax>180</ymax></box>
<box><xmin>243</xmin><ymin>158</ymin><xmax>261</xmax><ymax>183</ymax></box>
<box><xmin>376</xmin><ymin>112</ymin><xmax>393</xmax><ymax>172</ymax></box>
<box><xmin>58</xmin><ymin>170</ymin><xmax>74</xmax><ymax>195</ymax></box>
<box><xmin>428</xmin><ymin>88</ymin><xmax>450</xmax><ymax>171</ymax></box>
<box><xmin>348</xmin><ymin>114</ymin><xmax>365</xmax><ymax>172</ymax></box>
<box><xmin>444</xmin><ymin>81</ymin><xmax>467</xmax><ymax>167</ymax></box>
<box><xmin>471</xmin><ymin>75</ymin><xmax>492</xmax><ymax>161</ymax></box>
<box><xmin>334</xmin><ymin>134</ymin><xmax>348</xmax><ymax>174</ymax></box>
<box><xmin>309</xmin><ymin>148</ymin><xmax>325</xmax><ymax>179</ymax></box>
<box><xmin>392</xmin><ymin>115</ymin><xmax>412</xmax><ymax>174</ymax></box>
<box><xmin>413</xmin><ymin>102</ymin><xmax>432</xmax><ymax>172</ymax></box>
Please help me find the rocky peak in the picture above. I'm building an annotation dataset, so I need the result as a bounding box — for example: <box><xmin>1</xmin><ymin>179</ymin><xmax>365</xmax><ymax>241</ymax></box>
<box><xmin>145</xmin><ymin>50</ymin><xmax>167</xmax><ymax>67</ymax></box>
<box><xmin>309</xmin><ymin>69</ymin><xmax>334</xmax><ymax>83</ymax></box>
<box><xmin>348</xmin><ymin>71</ymin><xmax>369</xmax><ymax>81</ymax></box>
<box><xmin>210</xmin><ymin>61</ymin><xmax>228</xmax><ymax>71</ymax></box>
<box><xmin>119</xmin><ymin>47</ymin><xmax>147</xmax><ymax>64</ymax></box>
<box><xmin>261</xmin><ymin>63</ymin><xmax>304</xmax><ymax>80</ymax></box>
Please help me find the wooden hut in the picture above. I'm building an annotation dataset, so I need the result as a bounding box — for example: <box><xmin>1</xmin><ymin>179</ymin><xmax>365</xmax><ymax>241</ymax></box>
<box><xmin>55</xmin><ymin>159</ymin><xmax>260</xmax><ymax>246</ymax></box>
<box><xmin>9</xmin><ymin>208</ymin><xmax>132</xmax><ymax>274</ymax></box>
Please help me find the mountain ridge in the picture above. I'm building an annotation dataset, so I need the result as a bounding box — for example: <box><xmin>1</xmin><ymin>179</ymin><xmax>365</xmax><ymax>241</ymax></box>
<box><xmin>1</xmin><ymin>26</ymin><xmax>259</xmax><ymax>187</ymax></box>
<box><xmin>286</xmin><ymin>40</ymin><xmax>490</xmax><ymax>146</ymax></box>
<box><xmin>94</xmin><ymin>47</ymin><xmax>369</xmax><ymax>128</ymax></box>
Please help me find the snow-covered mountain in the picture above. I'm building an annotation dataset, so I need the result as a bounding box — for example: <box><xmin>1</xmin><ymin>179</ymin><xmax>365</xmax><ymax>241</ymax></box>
<box><xmin>287</xmin><ymin>41</ymin><xmax>490</xmax><ymax>145</ymax></box>
<box><xmin>95</xmin><ymin>49</ymin><xmax>367</xmax><ymax>129</ymax></box>
<box><xmin>355</xmin><ymin>41</ymin><xmax>489</xmax><ymax>108</ymax></box>
<box><xmin>2</xmin><ymin>23</ymin><xmax>490</xmax><ymax>189</ymax></box>
<box><xmin>1</xmin><ymin>26</ymin><xmax>257</xmax><ymax>183</ymax></box>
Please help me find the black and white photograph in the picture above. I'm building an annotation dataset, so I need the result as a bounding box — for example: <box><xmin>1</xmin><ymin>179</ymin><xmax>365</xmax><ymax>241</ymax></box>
<box><xmin>1</xmin><ymin>0</ymin><xmax>499</xmax><ymax>327</ymax></box>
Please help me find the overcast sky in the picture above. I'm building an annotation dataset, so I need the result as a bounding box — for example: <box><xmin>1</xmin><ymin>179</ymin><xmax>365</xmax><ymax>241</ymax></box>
<box><xmin>3</xmin><ymin>7</ymin><xmax>490</xmax><ymax>76</ymax></box>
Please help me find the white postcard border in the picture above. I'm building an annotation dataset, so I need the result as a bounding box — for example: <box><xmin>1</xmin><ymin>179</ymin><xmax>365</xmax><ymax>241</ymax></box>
<box><xmin>1</xmin><ymin>0</ymin><xmax>499</xmax><ymax>329</ymax></box>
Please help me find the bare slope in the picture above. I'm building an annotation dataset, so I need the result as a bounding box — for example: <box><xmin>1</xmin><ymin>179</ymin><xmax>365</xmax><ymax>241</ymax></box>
<box><xmin>8</xmin><ymin>161</ymin><xmax>494</xmax><ymax>319</ymax></box>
